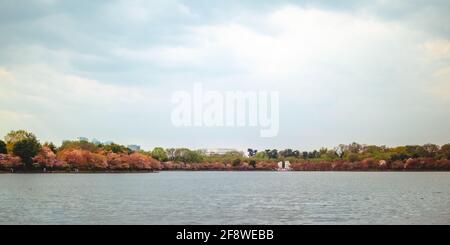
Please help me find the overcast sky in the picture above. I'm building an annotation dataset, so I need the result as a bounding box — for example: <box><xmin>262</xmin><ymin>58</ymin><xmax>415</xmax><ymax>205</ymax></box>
<box><xmin>0</xmin><ymin>0</ymin><xmax>449</xmax><ymax>151</ymax></box>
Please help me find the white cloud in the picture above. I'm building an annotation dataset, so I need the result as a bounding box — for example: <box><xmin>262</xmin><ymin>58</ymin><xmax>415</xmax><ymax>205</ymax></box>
<box><xmin>1</xmin><ymin>3</ymin><xmax>449</xmax><ymax>148</ymax></box>
<box><xmin>1</xmin><ymin>65</ymin><xmax>147</xmax><ymax>105</ymax></box>
<box><xmin>429</xmin><ymin>66</ymin><xmax>450</xmax><ymax>101</ymax></box>
<box><xmin>101</xmin><ymin>0</ymin><xmax>194</xmax><ymax>23</ymax></box>
<box><xmin>114</xmin><ymin>6</ymin><xmax>431</xmax><ymax>99</ymax></box>
<box><xmin>423</xmin><ymin>39</ymin><xmax>450</xmax><ymax>60</ymax></box>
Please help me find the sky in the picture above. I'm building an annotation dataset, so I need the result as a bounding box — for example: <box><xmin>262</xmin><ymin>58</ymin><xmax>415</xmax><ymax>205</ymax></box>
<box><xmin>0</xmin><ymin>0</ymin><xmax>449</xmax><ymax>151</ymax></box>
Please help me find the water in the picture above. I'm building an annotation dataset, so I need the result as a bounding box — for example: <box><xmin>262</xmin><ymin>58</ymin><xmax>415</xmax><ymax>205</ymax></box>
<box><xmin>0</xmin><ymin>172</ymin><xmax>449</xmax><ymax>224</ymax></box>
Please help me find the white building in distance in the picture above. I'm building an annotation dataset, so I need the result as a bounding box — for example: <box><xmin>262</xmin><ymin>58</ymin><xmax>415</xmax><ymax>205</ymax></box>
<box><xmin>277</xmin><ymin>161</ymin><xmax>291</xmax><ymax>171</ymax></box>
<box><xmin>201</xmin><ymin>148</ymin><xmax>242</xmax><ymax>156</ymax></box>
<box><xmin>127</xmin><ymin>144</ymin><xmax>141</xmax><ymax>152</ymax></box>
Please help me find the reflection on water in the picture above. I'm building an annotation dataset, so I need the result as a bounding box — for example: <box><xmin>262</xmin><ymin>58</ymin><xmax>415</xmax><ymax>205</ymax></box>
<box><xmin>0</xmin><ymin>172</ymin><xmax>449</xmax><ymax>224</ymax></box>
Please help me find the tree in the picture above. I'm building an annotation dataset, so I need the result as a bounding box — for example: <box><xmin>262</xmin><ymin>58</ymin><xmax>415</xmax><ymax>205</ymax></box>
<box><xmin>265</xmin><ymin>149</ymin><xmax>278</xmax><ymax>159</ymax></box>
<box><xmin>279</xmin><ymin>149</ymin><xmax>300</xmax><ymax>158</ymax></box>
<box><xmin>166</xmin><ymin>148</ymin><xmax>176</xmax><ymax>160</ymax></box>
<box><xmin>103</xmin><ymin>143</ymin><xmax>128</xmax><ymax>153</ymax></box>
<box><xmin>0</xmin><ymin>154</ymin><xmax>22</xmax><ymax>169</ymax></box>
<box><xmin>319</xmin><ymin>147</ymin><xmax>328</xmax><ymax>156</ymax></box>
<box><xmin>404</xmin><ymin>145</ymin><xmax>426</xmax><ymax>158</ymax></box>
<box><xmin>128</xmin><ymin>152</ymin><xmax>160</xmax><ymax>170</ymax></box>
<box><xmin>60</xmin><ymin>140</ymin><xmax>98</xmax><ymax>152</ymax></box>
<box><xmin>166</xmin><ymin>148</ymin><xmax>204</xmax><ymax>163</ymax></box>
<box><xmin>247</xmin><ymin>148</ymin><xmax>258</xmax><ymax>157</ymax></box>
<box><xmin>183</xmin><ymin>150</ymin><xmax>203</xmax><ymax>163</ymax></box>
<box><xmin>423</xmin><ymin>143</ymin><xmax>439</xmax><ymax>157</ymax></box>
<box><xmin>308</xmin><ymin>150</ymin><xmax>319</xmax><ymax>158</ymax></box>
<box><xmin>151</xmin><ymin>147</ymin><xmax>168</xmax><ymax>161</ymax></box>
<box><xmin>0</xmin><ymin>140</ymin><xmax>6</xmax><ymax>154</ymax></box>
<box><xmin>390</xmin><ymin>153</ymin><xmax>408</xmax><ymax>161</ymax></box>
<box><xmin>335</xmin><ymin>144</ymin><xmax>347</xmax><ymax>159</ymax></box>
<box><xmin>440</xmin><ymin>144</ymin><xmax>450</xmax><ymax>160</ymax></box>
<box><xmin>348</xmin><ymin>142</ymin><xmax>363</xmax><ymax>153</ymax></box>
<box><xmin>363</xmin><ymin>145</ymin><xmax>383</xmax><ymax>154</ymax></box>
<box><xmin>232</xmin><ymin>158</ymin><xmax>241</xmax><ymax>167</ymax></box>
<box><xmin>302</xmin><ymin>151</ymin><xmax>308</xmax><ymax>159</ymax></box>
<box><xmin>324</xmin><ymin>150</ymin><xmax>339</xmax><ymax>160</ymax></box>
<box><xmin>43</xmin><ymin>142</ymin><xmax>57</xmax><ymax>153</ymax></box>
<box><xmin>347</xmin><ymin>153</ymin><xmax>360</xmax><ymax>162</ymax></box>
<box><xmin>57</xmin><ymin>149</ymin><xmax>107</xmax><ymax>170</ymax></box>
<box><xmin>254</xmin><ymin>151</ymin><xmax>268</xmax><ymax>159</ymax></box>
<box><xmin>12</xmin><ymin>138</ymin><xmax>41</xmax><ymax>168</ymax></box>
<box><xmin>106</xmin><ymin>152</ymin><xmax>130</xmax><ymax>170</ymax></box>
<box><xmin>33</xmin><ymin>146</ymin><xmax>67</xmax><ymax>169</ymax></box>
<box><xmin>4</xmin><ymin>130</ymin><xmax>38</xmax><ymax>153</ymax></box>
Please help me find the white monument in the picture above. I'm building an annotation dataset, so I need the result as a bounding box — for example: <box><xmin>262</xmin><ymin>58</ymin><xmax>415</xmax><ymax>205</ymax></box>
<box><xmin>277</xmin><ymin>161</ymin><xmax>291</xmax><ymax>171</ymax></box>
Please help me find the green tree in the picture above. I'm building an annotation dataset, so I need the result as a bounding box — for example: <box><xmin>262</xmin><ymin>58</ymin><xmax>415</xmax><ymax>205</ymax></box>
<box><xmin>0</xmin><ymin>140</ymin><xmax>7</xmax><ymax>154</ymax></box>
<box><xmin>324</xmin><ymin>149</ymin><xmax>339</xmax><ymax>160</ymax></box>
<box><xmin>151</xmin><ymin>147</ymin><xmax>168</xmax><ymax>161</ymax></box>
<box><xmin>232</xmin><ymin>158</ymin><xmax>241</xmax><ymax>167</ymax></box>
<box><xmin>265</xmin><ymin>149</ymin><xmax>278</xmax><ymax>159</ymax></box>
<box><xmin>348</xmin><ymin>142</ymin><xmax>363</xmax><ymax>153</ymax></box>
<box><xmin>247</xmin><ymin>148</ymin><xmax>258</xmax><ymax>157</ymax></box>
<box><xmin>60</xmin><ymin>140</ymin><xmax>98</xmax><ymax>152</ymax></box>
<box><xmin>347</xmin><ymin>153</ymin><xmax>360</xmax><ymax>162</ymax></box>
<box><xmin>184</xmin><ymin>150</ymin><xmax>204</xmax><ymax>163</ymax></box>
<box><xmin>4</xmin><ymin>130</ymin><xmax>37</xmax><ymax>153</ymax></box>
<box><xmin>103</xmin><ymin>143</ymin><xmax>128</xmax><ymax>153</ymax></box>
<box><xmin>404</xmin><ymin>145</ymin><xmax>427</xmax><ymax>158</ymax></box>
<box><xmin>254</xmin><ymin>151</ymin><xmax>268</xmax><ymax>159</ymax></box>
<box><xmin>423</xmin><ymin>143</ymin><xmax>439</xmax><ymax>157</ymax></box>
<box><xmin>12</xmin><ymin>138</ymin><xmax>41</xmax><ymax>168</ymax></box>
<box><xmin>43</xmin><ymin>142</ymin><xmax>57</xmax><ymax>153</ymax></box>
<box><xmin>439</xmin><ymin>144</ymin><xmax>450</xmax><ymax>160</ymax></box>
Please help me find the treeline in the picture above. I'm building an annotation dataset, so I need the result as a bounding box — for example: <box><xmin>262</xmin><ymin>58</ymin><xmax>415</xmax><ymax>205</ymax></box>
<box><xmin>0</xmin><ymin>130</ymin><xmax>160</xmax><ymax>172</ymax></box>
<box><xmin>245</xmin><ymin>143</ymin><xmax>450</xmax><ymax>170</ymax></box>
<box><xmin>1</xmin><ymin>130</ymin><xmax>450</xmax><ymax>172</ymax></box>
<box><xmin>247</xmin><ymin>143</ymin><xmax>450</xmax><ymax>161</ymax></box>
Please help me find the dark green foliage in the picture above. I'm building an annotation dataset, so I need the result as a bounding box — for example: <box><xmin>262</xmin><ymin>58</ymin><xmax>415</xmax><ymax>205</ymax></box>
<box><xmin>390</xmin><ymin>153</ymin><xmax>408</xmax><ymax>161</ymax></box>
<box><xmin>151</xmin><ymin>147</ymin><xmax>168</xmax><ymax>161</ymax></box>
<box><xmin>347</xmin><ymin>153</ymin><xmax>360</xmax><ymax>162</ymax></box>
<box><xmin>12</xmin><ymin>138</ymin><xmax>41</xmax><ymax>168</ymax></box>
<box><xmin>265</xmin><ymin>149</ymin><xmax>278</xmax><ymax>159</ymax></box>
<box><xmin>60</xmin><ymin>140</ymin><xmax>98</xmax><ymax>152</ymax></box>
<box><xmin>103</xmin><ymin>143</ymin><xmax>129</xmax><ymax>153</ymax></box>
<box><xmin>0</xmin><ymin>140</ymin><xmax>6</xmax><ymax>154</ymax></box>
<box><xmin>247</xmin><ymin>148</ymin><xmax>257</xmax><ymax>157</ymax></box>
<box><xmin>280</xmin><ymin>149</ymin><xmax>300</xmax><ymax>158</ymax></box>
<box><xmin>184</xmin><ymin>150</ymin><xmax>204</xmax><ymax>163</ymax></box>
<box><xmin>440</xmin><ymin>144</ymin><xmax>450</xmax><ymax>160</ymax></box>
<box><xmin>232</xmin><ymin>158</ymin><xmax>241</xmax><ymax>166</ymax></box>
<box><xmin>404</xmin><ymin>145</ymin><xmax>429</xmax><ymax>158</ymax></box>
<box><xmin>4</xmin><ymin>130</ymin><xmax>37</xmax><ymax>153</ymax></box>
<box><xmin>166</xmin><ymin>148</ymin><xmax>204</xmax><ymax>163</ymax></box>
<box><xmin>43</xmin><ymin>142</ymin><xmax>57</xmax><ymax>153</ymax></box>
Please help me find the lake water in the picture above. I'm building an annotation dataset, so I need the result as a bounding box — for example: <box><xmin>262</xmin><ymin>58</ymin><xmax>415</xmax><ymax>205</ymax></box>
<box><xmin>0</xmin><ymin>171</ymin><xmax>449</xmax><ymax>224</ymax></box>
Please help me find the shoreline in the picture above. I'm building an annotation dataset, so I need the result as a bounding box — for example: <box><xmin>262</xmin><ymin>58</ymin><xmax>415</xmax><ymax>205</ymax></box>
<box><xmin>2</xmin><ymin>169</ymin><xmax>450</xmax><ymax>174</ymax></box>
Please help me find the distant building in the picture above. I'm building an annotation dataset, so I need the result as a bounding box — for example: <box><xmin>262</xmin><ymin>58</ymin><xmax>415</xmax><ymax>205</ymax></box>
<box><xmin>91</xmin><ymin>138</ymin><xmax>101</xmax><ymax>145</ymax></box>
<box><xmin>77</xmin><ymin>137</ymin><xmax>89</xmax><ymax>142</ymax></box>
<box><xmin>201</xmin><ymin>148</ymin><xmax>242</xmax><ymax>156</ymax></box>
<box><xmin>127</xmin><ymin>144</ymin><xmax>141</xmax><ymax>152</ymax></box>
<box><xmin>277</xmin><ymin>161</ymin><xmax>291</xmax><ymax>171</ymax></box>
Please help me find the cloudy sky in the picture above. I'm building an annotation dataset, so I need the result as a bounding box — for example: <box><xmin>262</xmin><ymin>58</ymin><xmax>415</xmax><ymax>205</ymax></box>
<box><xmin>0</xmin><ymin>0</ymin><xmax>449</xmax><ymax>151</ymax></box>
